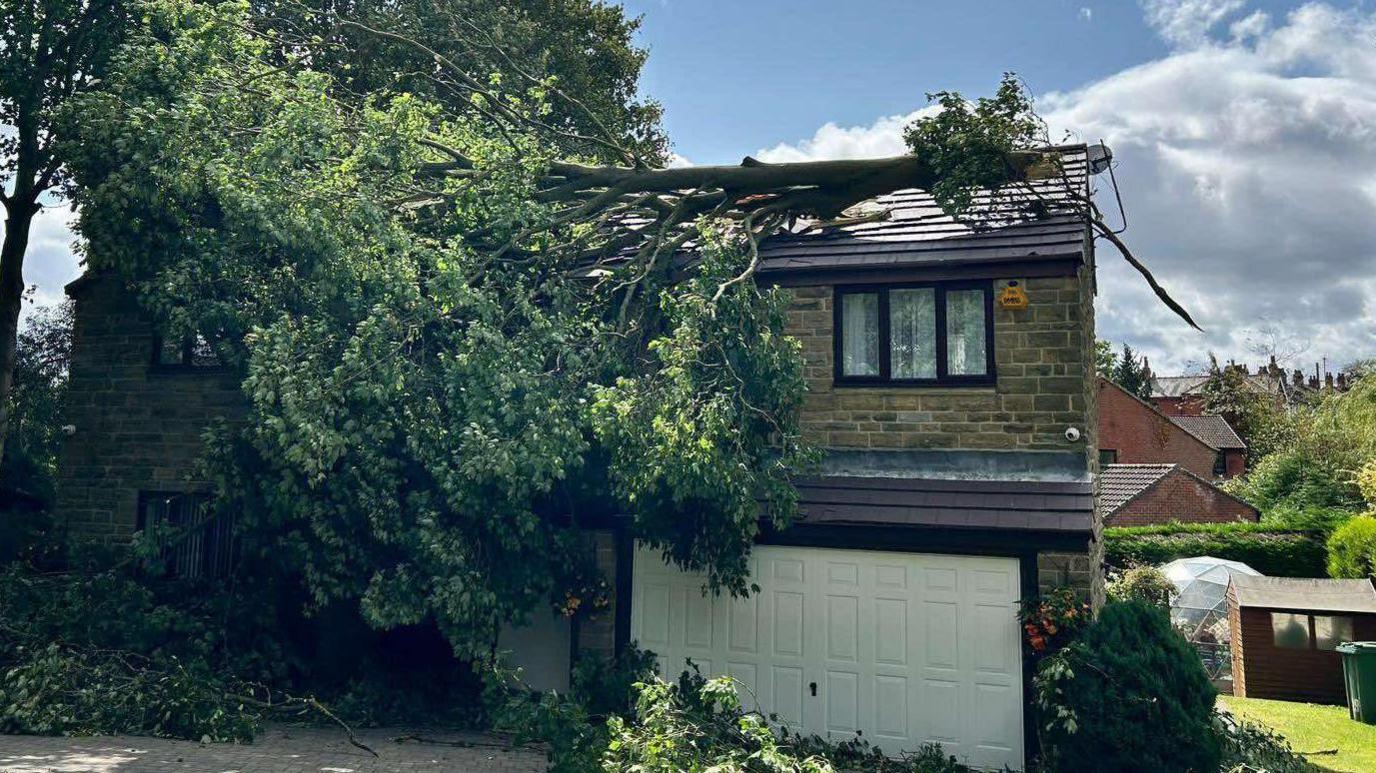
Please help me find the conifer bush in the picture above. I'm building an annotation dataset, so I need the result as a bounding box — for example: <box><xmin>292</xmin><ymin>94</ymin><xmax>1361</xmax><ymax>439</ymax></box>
<box><xmin>1034</xmin><ymin>600</ymin><xmax>1220</xmax><ymax>772</ymax></box>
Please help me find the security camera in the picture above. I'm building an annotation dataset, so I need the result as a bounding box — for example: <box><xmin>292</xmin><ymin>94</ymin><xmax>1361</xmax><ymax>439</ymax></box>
<box><xmin>1064</xmin><ymin>426</ymin><xmax>1082</xmax><ymax>443</ymax></box>
<box><xmin>60</xmin><ymin>424</ymin><xmax>76</xmax><ymax>436</ymax></box>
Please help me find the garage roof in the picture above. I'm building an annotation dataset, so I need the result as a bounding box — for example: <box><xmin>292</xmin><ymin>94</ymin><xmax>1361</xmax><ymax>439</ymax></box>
<box><xmin>1231</xmin><ymin>575</ymin><xmax>1376</xmax><ymax>614</ymax></box>
<box><xmin>753</xmin><ymin>146</ymin><xmax>1092</xmax><ymax>279</ymax></box>
<box><xmin>793</xmin><ymin>474</ymin><xmax>1094</xmax><ymax>533</ymax></box>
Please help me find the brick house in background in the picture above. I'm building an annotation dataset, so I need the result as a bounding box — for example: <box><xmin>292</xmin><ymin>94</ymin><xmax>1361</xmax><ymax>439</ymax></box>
<box><xmin>1097</xmin><ymin>377</ymin><xmax>1245</xmax><ymax>479</ymax></box>
<box><xmin>1098</xmin><ymin>464</ymin><xmax>1258</xmax><ymax>527</ymax></box>
<box><xmin>55</xmin><ymin>145</ymin><xmax>1110</xmax><ymax>769</ymax></box>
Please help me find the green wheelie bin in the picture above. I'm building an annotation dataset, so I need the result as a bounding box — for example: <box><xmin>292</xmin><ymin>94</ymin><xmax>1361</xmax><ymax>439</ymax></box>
<box><xmin>1336</xmin><ymin>642</ymin><xmax>1376</xmax><ymax>724</ymax></box>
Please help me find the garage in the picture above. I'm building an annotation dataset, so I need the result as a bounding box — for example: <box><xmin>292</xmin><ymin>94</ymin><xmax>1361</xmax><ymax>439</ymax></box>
<box><xmin>630</xmin><ymin>544</ymin><xmax>1025</xmax><ymax>770</ymax></box>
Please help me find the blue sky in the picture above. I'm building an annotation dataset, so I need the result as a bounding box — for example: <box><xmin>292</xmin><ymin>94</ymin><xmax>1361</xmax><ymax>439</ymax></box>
<box><xmin>610</xmin><ymin>0</ymin><xmax>1376</xmax><ymax>373</ymax></box>
<box><xmin>20</xmin><ymin>0</ymin><xmax>1376</xmax><ymax>374</ymax></box>
<box><xmin>622</xmin><ymin>0</ymin><xmax>1176</xmax><ymax>164</ymax></box>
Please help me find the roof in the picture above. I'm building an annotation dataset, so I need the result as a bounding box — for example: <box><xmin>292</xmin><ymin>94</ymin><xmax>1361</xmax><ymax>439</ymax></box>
<box><xmin>1098</xmin><ymin>464</ymin><xmax>1175</xmax><ymax>514</ymax></box>
<box><xmin>1170</xmin><ymin>415</ymin><xmax>1246</xmax><ymax>450</ymax></box>
<box><xmin>1151</xmin><ymin>375</ymin><xmax>1208</xmax><ymax>398</ymax></box>
<box><xmin>793</xmin><ymin>474</ymin><xmax>1094</xmax><ymax>533</ymax></box>
<box><xmin>754</xmin><ymin>146</ymin><xmax>1092</xmax><ymax>279</ymax></box>
<box><xmin>1231</xmin><ymin>575</ymin><xmax>1376</xmax><ymax>614</ymax></box>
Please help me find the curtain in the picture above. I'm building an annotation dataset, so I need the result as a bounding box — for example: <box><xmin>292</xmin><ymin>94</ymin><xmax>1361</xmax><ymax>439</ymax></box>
<box><xmin>890</xmin><ymin>288</ymin><xmax>936</xmax><ymax>378</ymax></box>
<box><xmin>946</xmin><ymin>289</ymin><xmax>987</xmax><ymax>376</ymax></box>
<box><xmin>841</xmin><ymin>293</ymin><xmax>879</xmax><ymax>376</ymax></box>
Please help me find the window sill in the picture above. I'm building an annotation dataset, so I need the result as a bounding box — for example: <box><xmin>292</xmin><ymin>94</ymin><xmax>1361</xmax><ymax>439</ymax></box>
<box><xmin>830</xmin><ymin>380</ymin><xmax>998</xmax><ymax>393</ymax></box>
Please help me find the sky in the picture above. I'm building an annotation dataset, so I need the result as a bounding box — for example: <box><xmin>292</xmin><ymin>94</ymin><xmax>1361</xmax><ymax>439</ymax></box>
<box><xmin>617</xmin><ymin>0</ymin><xmax>1376</xmax><ymax>374</ymax></box>
<box><xmin>18</xmin><ymin>0</ymin><xmax>1376</xmax><ymax>374</ymax></box>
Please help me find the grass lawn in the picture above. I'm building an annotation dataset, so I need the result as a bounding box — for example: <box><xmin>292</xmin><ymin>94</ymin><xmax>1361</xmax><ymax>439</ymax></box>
<box><xmin>1219</xmin><ymin>695</ymin><xmax>1376</xmax><ymax>773</ymax></box>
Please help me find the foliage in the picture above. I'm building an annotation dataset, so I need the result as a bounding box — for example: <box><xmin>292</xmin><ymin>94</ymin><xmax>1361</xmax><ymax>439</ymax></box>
<box><xmin>1111</xmin><ymin>343</ymin><xmax>1152</xmax><ymax>399</ymax></box>
<box><xmin>1214</xmin><ymin>711</ymin><xmax>1319</xmax><ymax>773</ymax></box>
<box><xmin>902</xmin><ymin>73</ymin><xmax>1046</xmax><ymax>216</ymax></box>
<box><xmin>1033</xmin><ymin>600</ymin><xmax>1220</xmax><ymax>773</ymax></box>
<box><xmin>1017</xmin><ymin>587</ymin><xmax>1091</xmax><ymax>656</ymax></box>
<box><xmin>62</xmin><ymin>0</ymin><xmax>814</xmax><ymax>656</ymax></box>
<box><xmin>1</xmin><ymin>300</ymin><xmax>72</xmax><ymax>503</ymax></box>
<box><xmin>1105</xmin><ymin>522</ymin><xmax>1330</xmax><ymax>577</ymax></box>
<box><xmin>484</xmin><ymin>650</ymin><xmax>658</xmax><ymax>773</ymax></box>
<box><xmin>1094</xmin><ymin>339</ymin><xmax>1116</xmax><ymax>379</ymax></box>
<box><xmin>250</xmin><ymin>0</ymin><xmax>666</xmax><ymax>162</ymax></box>
<box><xmin>1227</xmin><ymin>372</ymin><xmax>1376</xmax><ymax>511</ymax></box>
<box><xmin>1105</xmin><ymin>564</ymin><xmax>1174</xmax><ymax>609</ymax></box>
<box><xmin>1327</xmin><ymin>515</ymin><xmax>1376</xmax><ymax>580</ymax></box>
<box><xmin>0</xmin><ymin>0</ymin><xmax>133</xmax><ymax>461</ymax></box>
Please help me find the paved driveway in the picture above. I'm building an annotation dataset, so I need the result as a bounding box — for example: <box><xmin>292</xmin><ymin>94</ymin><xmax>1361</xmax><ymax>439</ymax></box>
<box><xmin>0</xmin><ymin>726</ymin><xmax>546</xmax><ymax>773</ymax></box>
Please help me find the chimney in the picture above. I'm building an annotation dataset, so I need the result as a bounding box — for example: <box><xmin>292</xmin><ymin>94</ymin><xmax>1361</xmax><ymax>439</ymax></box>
<box><xmin>1338</xmin><ymin>372</ymin><xmax>1348</xmax><ymax>390</ymax></box>
<box><xmin>1293</xmin><ymin>369</ymin><xmax>1304</xmax><ymax>386</ymax></box>
<box><xmin>1326</xmin><ymin>372</ymin><xmax>1335</xmax><ymax>390</ymax></box>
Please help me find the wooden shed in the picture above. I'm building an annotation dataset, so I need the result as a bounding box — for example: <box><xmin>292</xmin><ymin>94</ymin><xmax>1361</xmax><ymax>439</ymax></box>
<box><xmin>1228</xmin><ymin>575</ymin><xmax>1376</xmax><ymax>704</ymax></box>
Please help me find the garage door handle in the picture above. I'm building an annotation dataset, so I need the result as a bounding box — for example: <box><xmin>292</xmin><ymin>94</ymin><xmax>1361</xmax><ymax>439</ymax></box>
<box><xmin>809</xmin><ymin>682</ymin><xmax>817</xmax><ymax>697</ymax></box>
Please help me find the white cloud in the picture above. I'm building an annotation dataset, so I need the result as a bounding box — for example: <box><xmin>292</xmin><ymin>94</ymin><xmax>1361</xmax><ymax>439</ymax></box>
<box><xmin>748</xmin><ymin>3</ymin><xmax>1376</xmax><ymax>372</ymax></box>
<box><xmin>1080</xmin><ymin>7</ymin><xmax>1094</xmax><ymax>22</ymax></box>
<box><xmin>13</xmin><ymin>202</ymin><xmax>81</xmax><ymax>316</ymax></box>
<box><xmin>1142</xmin><ymin>0</ymin><xmax>1246</xmax><ymax>47</ymax></box>
<box><xmin>754</xmin><ymin>108</ymin><xmax>935</xmax><ymax>163</ymax></box>
<box><xmin>666</xmin><ymin>152</ymin><xmax>694</xmax><ymax>168</ymax></box>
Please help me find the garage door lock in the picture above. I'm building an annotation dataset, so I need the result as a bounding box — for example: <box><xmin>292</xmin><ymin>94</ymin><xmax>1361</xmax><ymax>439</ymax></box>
<box><xmin>809</xmin><ymin>682</ymin><xmax>817</xmax><ymax>697</ymax></box>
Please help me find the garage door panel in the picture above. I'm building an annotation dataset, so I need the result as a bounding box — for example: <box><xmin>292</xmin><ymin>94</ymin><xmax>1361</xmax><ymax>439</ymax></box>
<box><xmin>923</xmin><ymin>600</ymin><xmax>960</xmax><ymax>669</ymax></box>
<box><xmin>631</xmin><ymin>545</ymin><xmax>1023</xmax><ymax>771</ymax></box>
<box><xmin>874</xmin><ymin>598</ymin><xmax>907</xmax><ymax>665</ymax></box>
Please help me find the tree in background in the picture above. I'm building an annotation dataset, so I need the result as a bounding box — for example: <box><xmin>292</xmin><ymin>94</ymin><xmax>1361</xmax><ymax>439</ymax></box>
<box><xmin>1199</xmin><ymin>354</ymin><xmax>1290</xmax><ymax>462</ymax></box>
<box><xmin>0</xmin><ymin>0</ymin><xmax>131</xmax><ymax>465</ymax></box>
<box><xmin>1103</xmin><ymin>342</ymin><xmax>1152</xmax><ymax>399</ymax></box>
<box><xmin>2</xmin><ymin>301</ymin><xmax>71</xmax><ymax>502</ymax></box>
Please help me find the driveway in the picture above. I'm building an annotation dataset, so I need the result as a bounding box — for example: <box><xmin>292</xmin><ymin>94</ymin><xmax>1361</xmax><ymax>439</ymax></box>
<box><xmin>0</xmin><ymin>726</ymin><xmax>546</xmax><ymax>773</ymax></box>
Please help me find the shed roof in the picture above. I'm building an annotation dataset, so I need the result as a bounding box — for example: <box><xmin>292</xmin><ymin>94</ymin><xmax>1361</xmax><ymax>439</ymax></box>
<box><xmin>1231</xmin><ymin>575</ymin><xmax>1376</xmax><ymax>614</ymax></box>
<box><xmin>1170</xmin><ymin>415</ymin><xmax>1246</xmax><ymax>450</ymax></box>
<box><xmin>1098</xmin><ymin>464</ymin><xmax>1175</xmax><ymax>514</ymax></box>
<box><xmin>754</xmin><ymin>146</ymin><xmax>1092</xmax><ymax>279</ymax></box>
<box><xmin>793</xmin><ymin>474</ymin><xmax>1094</xmax><ymax>533</ymax></box>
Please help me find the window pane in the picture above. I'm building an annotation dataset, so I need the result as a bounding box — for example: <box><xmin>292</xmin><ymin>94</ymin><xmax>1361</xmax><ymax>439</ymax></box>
<box><xmin>1315</xmin><ymin>615</ymin><xmax>1355</xmax><ymax>651</ymax></box>
<box><xmin>840</xmin><ymin>293</ymin><xmax>880</xmax><ymax>376</ymax></box>
<box><xmin>946</xmin><ymin>289</ymin><xmax>988</xmax><ymax>376</ymax></box>
<box><xmin>1271</xmin><ymin>612</ymin><xmax>1311</xmax><ymax>649</ymax></box>
<box><xmin>1099</xmin><ymin>449</ymin><xmax>1118</xmax><ymax>466</ymax></box>
<box><xmin>156</xmin><ymin>335</ymin><xmax>185</xmax><ymax>365</ymax></box>
<box><xmin>889</xmin><ymin>288</ymin><xmax>936</xmax><ymax>379</ymax></box>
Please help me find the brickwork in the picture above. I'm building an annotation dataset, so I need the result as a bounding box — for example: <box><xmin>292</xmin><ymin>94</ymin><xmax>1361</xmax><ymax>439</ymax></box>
<box><xmin>1098</xmin><ymin>378</ymin><xmax>1218</xmax><ymax>478</ymax></box>
<box><xmin>786</xmin><ymin>274</ymin><xmax>1095</xmax><ymax>457</ymax></box>
<box><xmin>54</xmin><ymin>275</ymin><xmax>246</xmax><ymax>541</ymax></box>
<box><xmin>1108</xmin><ymin>468</ymin><xmax>1259</xmax><ymax>527</ymax></box>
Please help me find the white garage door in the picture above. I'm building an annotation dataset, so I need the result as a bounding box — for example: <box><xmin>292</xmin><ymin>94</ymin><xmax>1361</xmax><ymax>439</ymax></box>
<box><xmin>630</xmin><ymin>545</ymin><xmax>1024</xmax><ymax>771</ymax></box>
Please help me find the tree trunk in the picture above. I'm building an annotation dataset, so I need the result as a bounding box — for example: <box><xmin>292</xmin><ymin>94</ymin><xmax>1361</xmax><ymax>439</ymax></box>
<box><xmin>0</xmin><ymin>196</ymin><xmax>37</xmax><ymax>467</ymax></box>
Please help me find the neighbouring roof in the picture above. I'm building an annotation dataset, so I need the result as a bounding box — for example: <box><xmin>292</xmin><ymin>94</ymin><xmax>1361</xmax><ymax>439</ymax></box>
<box><xmin>755</xmin><ymin>146</ymin><xmax>1092</xmax><ymax>279</ymax></box>
<box><xmin>1170</xmin><ymin>415</ymin><xmax>1246</xmax><ymax>450</ymax></box>
<box><xmin>1231</xmin><ymin>575</ymin><xmax>1376</xmax><ymax>614</ymax></box>
<box><xmin>1098</xmin><ymin>464</ymin><xmax>1175</xmax><ymax>515</ymax></box>
<box><xmin>1151</xmin><ymin>375</ymin><xmax>1208</xmax><ymax>398</ymax></box>
<box><xmin>793</xmin><ymin>474</ymin><xmax>1094</xmax><ymax>533</ymax></box>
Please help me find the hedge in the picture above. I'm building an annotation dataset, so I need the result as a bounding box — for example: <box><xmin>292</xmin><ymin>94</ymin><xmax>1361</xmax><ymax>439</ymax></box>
<box><xmin>1105</xmin><ymin>522</ymin><xmax>1329</xmax><ymax>577</ymax></box>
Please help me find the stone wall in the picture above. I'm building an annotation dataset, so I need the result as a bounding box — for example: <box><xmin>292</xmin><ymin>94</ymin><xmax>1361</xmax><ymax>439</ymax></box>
<box><xmin>54</xmin><ymin>275</ymin><xmax>246</xmax><ymax>541</ymax></box>
<box><xmin>785</xmin><ymin>274</ymin><xmax>1094</xmax><ymax>458</ymax></box>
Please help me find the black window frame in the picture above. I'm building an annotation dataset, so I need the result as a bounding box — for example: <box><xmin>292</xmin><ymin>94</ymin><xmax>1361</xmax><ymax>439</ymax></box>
<box><xmin>832</xmin><ymin>281</ymin><xmax>996</xmax><ymax>388</ymax></box>
<box><xmin>150</xmin><ymin>331</ymin><xmax>226</xmax><ymax>373</ymax></box>
<box><xmin>1100</xmin><ymin>449</ymin><xmax>1118</xmax><ymax>466</ymax></box>
<box><xmin>137</xmin><ymin>491</ymin><xmax>235</xmax><ymax>580</ymax></box>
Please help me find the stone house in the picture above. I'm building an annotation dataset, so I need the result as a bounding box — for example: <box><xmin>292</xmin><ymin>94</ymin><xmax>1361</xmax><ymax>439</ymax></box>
<box><xmin>55</xmin><ymin>145</ymin><xmax>1108</xmax><ymax>770</ymax></box>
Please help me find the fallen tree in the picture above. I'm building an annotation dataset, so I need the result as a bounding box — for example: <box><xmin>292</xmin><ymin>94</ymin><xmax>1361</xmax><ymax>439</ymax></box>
<box><xmin>62</xmin><ymin>0</ymin><xmax>1197</xmax><ymax>658</ymax></box>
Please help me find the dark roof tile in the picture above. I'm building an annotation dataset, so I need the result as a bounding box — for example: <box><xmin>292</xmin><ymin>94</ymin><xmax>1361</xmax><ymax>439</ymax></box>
<box><xmin>1170</xmin><ymin>415</ymin><xmax>1246</xmax><ymax>450</ymax></box>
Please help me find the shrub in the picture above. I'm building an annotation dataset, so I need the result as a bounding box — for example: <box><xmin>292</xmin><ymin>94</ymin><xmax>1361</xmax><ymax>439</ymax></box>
<box><xmin>1327</xmin><ymin>514</ymin><xmax>1376</xmax><ymax>579</ymax></box>
<box><xmin>1034</xmin><ymin>600</ymin><xmax>1219</xmax><ymax>772</ymax></box>
<box><xmin>1106</xmin><ymin>564</ymin><xmax>1174</xmax><ymax>609</ymax></box>
<box><xmin>1106</xmin><ymin>522</ymin><xmax>1329</xmax><ymax>577</ymax></box>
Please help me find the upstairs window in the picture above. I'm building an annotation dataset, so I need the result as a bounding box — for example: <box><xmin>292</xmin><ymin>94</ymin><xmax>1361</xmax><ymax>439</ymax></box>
<box><xmin>834</xmin><ymin>283</ymin><xmax>994</xmax><ymax>386</ymax></box>
<box><xmin>1213</xmin><ymin>453</ymin><xmax>1227</xmax><ymax>478</ymax></box>
<box><xmin>1100</xmin><ymin>449</ymin><xmax>1118</xmax><ymax>466</ymax></box>
<box><xmin>152</xmin><ymin>332</ymin><xmax>222</xmax><ymax>370</ymax></box>
<box><xmin>138</xmin><ymin>492</ymin><xmax>235</xmax><ymax>579</ymax></box>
